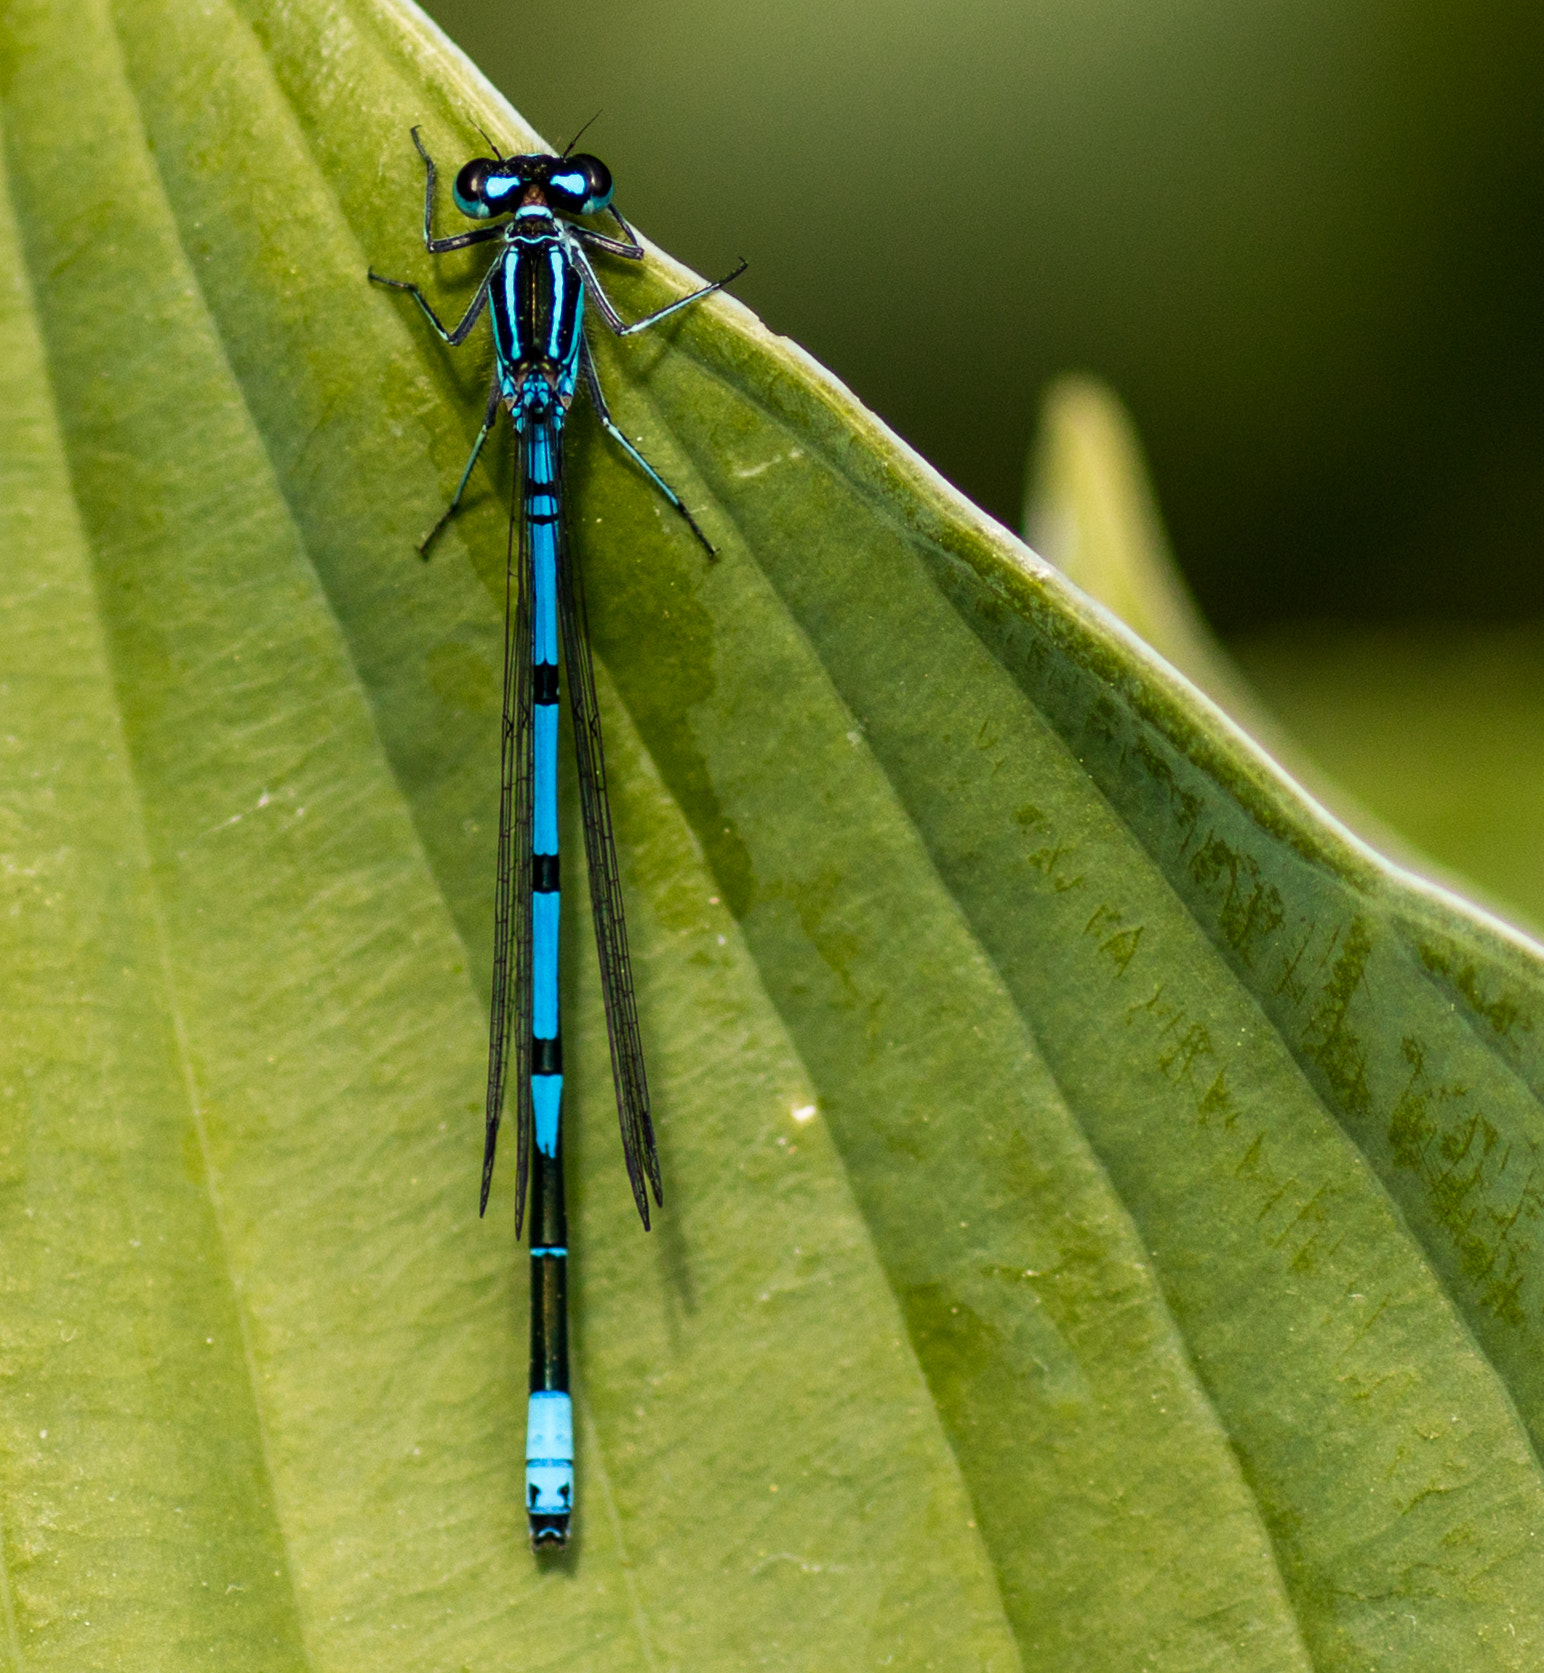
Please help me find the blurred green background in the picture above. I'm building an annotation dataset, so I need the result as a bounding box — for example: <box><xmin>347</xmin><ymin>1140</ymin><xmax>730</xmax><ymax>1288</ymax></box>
<box><xmin>416</xmin><ymin>0</ymin><xmax>1544</xmax><ymax>923</ymax></box>
<box><xmin>418</xmin><ymin>0</ymin><xmax>1544</xmax><ymax>631</ymax></box>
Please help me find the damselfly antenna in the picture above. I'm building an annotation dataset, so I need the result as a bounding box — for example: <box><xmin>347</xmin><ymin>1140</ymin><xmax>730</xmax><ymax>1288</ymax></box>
<box><xmin>474</xmin><ymin>122</ymin><xmax>505</xmax><ymax>161</ymax></box>
<box><xmin>562</xmin><ymin>112</ymin><xmax>602</xmax><ymax>158</ymax></box>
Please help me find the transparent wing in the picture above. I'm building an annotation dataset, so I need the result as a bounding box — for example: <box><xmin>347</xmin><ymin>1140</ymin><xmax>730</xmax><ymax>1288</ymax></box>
<box><xmin>551</xmin><ymin>433</ymin><xmax>661</xmax><ymax>1226</ymax></box>
<box><xmin>482</xmin><ymin>478</ymin><xmax>536</xmax><ymax>1234</ymax></box>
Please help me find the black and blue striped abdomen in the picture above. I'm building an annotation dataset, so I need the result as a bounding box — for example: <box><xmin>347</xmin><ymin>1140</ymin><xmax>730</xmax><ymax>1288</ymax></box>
<box><xmin>522</xmin><ymin>416</ymin><xmax>574</xmax><ymax>1538</ymax></box>
<box><xmin>526</xmin><ymin>417</ymin><xmax>563</xmax><ymax>1155</ymax></box>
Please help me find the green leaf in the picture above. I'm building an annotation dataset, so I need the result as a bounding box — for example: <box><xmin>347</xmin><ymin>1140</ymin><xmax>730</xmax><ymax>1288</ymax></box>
<box><xmin>4</xmin><ymin>2</ymin><xmax>1544</xmax><ymax>1670</ymax></box>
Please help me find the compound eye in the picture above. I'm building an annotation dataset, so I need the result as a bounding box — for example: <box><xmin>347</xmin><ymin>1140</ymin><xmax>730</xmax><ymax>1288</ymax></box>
<box><xmin>545</xmin><ymin>154</ymin><xmax>613</xmax><ymax>215</ymax></box>
<box><xmin>451</xmin><ymin>158</ymin><xmax>501</xmax><ymax>219</ymax></box>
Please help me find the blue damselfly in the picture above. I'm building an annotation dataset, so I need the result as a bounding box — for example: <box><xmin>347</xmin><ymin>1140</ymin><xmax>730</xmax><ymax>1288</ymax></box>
<box><xmin>369</xmin><ymin>126</ymin><xmax>744</xmax><ymax>1550</ymax></box>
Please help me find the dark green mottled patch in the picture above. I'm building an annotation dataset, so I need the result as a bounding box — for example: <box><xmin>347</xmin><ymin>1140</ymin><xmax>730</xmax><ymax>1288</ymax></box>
<box><xmin>1419</xmin><ymin>941</ymin><xmax>1533</xmax><ymax>1043</ymax></box>
<box><xmin>1188</xmin><ymin>834</ymin><xmax>1287</xmax><ymax>968</ymax></box>
<box><xmin>1388</xmin><ymin>1037</ymin><xmax>1541</xmax><ymax>1327</ymax></box>
<box><xmin>1303</xmin><ymin>917</ymin><xmax>1374</xmax><ymax>1116</ymax></box>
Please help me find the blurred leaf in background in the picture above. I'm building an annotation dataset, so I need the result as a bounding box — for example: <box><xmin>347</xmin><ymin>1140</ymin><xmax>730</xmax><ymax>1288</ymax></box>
<box><xmin>1025</xmin><ymin>374</ymin><xmax>1544</xmax><ymax>937</ymax></box>
<box><xmin>1236</xmin><ymin>619</ymin><xmax>1544</xmax><ymax>932</ymax></box>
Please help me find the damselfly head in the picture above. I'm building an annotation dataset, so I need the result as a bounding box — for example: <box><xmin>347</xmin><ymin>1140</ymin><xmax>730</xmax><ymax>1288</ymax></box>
<box><xmin>452</xmin><ymin>152</ymin><xmax>614</xmax><ymax>220</ymax></box>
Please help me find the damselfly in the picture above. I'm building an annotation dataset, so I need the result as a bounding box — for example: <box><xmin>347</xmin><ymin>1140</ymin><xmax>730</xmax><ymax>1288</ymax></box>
<box><xmin>369</xmin><ymin>126</ymin><xmax>744</xmax><ymax>1549</ymax></box>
